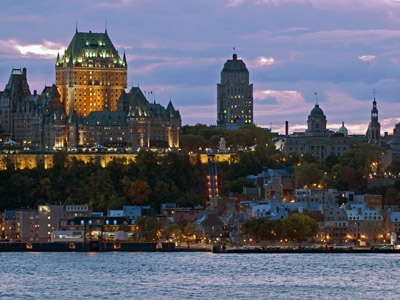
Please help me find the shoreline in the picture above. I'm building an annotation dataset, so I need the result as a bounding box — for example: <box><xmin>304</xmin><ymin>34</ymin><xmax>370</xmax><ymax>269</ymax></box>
<box><xmin>1</xmin><ymin>241</ymin><xmax>399</xmax><ymax>254</ymax></box>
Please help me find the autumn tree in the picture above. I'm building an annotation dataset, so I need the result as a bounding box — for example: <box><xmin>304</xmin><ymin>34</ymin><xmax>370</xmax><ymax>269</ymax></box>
<box><xmin>127</xmin><ymin>179</ymin><xmax>151</xmax><ymax>205</ymax></box>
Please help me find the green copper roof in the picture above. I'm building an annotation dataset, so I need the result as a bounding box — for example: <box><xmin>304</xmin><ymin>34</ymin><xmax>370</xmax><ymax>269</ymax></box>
<box><xmin>57</xmin><ymin>30</ymin><xmax>126</xmax><ymax>67</ymax></box>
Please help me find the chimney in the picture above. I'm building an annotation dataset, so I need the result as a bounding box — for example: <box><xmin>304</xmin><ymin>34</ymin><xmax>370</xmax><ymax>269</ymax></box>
<box><xmin>285</xmin><ymin>121</ymin><xmax>288</xmax><ymax>136</ymax></box>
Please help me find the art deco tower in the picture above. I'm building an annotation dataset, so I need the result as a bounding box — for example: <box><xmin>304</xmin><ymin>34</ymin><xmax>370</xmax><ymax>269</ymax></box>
<box><xmin>217</xmin><ymin>52</ymin><xmax>253</xmax><ymax>128</ymax></box>
<box><xmin>56</xmin><ymin>28</ymin><xmax>127</xmax><ymax>117</ymax></box>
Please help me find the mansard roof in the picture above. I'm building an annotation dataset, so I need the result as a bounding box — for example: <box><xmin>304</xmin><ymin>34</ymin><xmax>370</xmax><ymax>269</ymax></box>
<box><xmin>1</xmin><ymin>68</ymin><xmax>30</xmax><ymax>99</ymax></box>
<box><xmin>84</xmin><ymin>111</ymin><xmax>127</xmax><ymax>126</ymax></box>
<box><xmin>57</xmin><ymin>30</ymin><xmax>126</xmax><ymax>67</ymax></box>
<box><xmin>166</xmin><ymin>100</ymin><xmax>181</xmax><ymax>118</ymax></box>
<box><xmin>43</xmin><ymin>108</ymin><xmax>67</xmax><ymax>125</ymax></box>
<box><xmin>118</xmin><ymin>87</ymin><xmax>180</xmax><ymax>120</ymax></box>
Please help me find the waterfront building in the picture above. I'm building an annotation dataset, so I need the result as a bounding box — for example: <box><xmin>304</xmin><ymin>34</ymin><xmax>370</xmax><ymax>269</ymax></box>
<box><xmin>38</xmin><ymin>204</ymin><xmax>65</xmax><ymax>243</ymax></box>
<box><xmin>217</xmin><ymin>52</ymin><xmax>253</xmax><ymax>128</ymax></box>
<box><xmin>283</xmin><ymin>103</ymin><xmax>351</xmax><ymax>162</ymax></box>
<box><xmin>15</xmin><ymin>208</ymin><xmax>39</xmax><ymax>243</ymax></box>
<box><xmin>322</xmin><ymin>206</ymin><xmax>349</xmax><ymax>244</ymax></box>
<box><xmin>346</xmin><ymin>203</ymin><xmax>384</xmax><ymax>244</ymax></box>
<box><xmin>384</xmin><ymin>210</ymin><xmax>400</xmax><ymax>241</ymax></box>
<box><xmin>196</xmin><ymin>210</ymin><xmax>225</xmax><ymax>241</ymax></box>
<box><xmin>3</xmin><ymin>210</ymin><xmax>16</xmax><ymax>240</ymax></box>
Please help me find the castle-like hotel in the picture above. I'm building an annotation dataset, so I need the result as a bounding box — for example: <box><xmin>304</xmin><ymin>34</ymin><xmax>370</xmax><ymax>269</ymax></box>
<box><xmin>0</xmin><ymin>29</ymin><xmax>181</xmax><ymax>151</ymax></box>
<box><xmin>2</xmin><ymin>28</ymin><xmax>400</xmax><ymax>167</ymax></box>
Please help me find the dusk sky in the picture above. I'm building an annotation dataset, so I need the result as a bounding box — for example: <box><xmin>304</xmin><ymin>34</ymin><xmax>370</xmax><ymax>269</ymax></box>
<box><xmin>2</xmin><ymin>0</ymin><xmax>400</xmax><ymax>135</ymax></box>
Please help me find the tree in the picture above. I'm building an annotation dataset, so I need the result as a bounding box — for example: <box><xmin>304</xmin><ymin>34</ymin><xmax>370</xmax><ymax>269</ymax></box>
<box><xmin>295</xmin><ymin>162</ymin><xmax>324</xmax><ymax>188</ymax></box>
<box><xmin>180</xmin><ymin>134</ymin><xmax>207</xmax><ymax>152</ymax></box>
<box><xmin>164</xmin><ymin>223</ymin><xmax>182</xmax><ymax>241</ymax></box>
<box><xmin>183</xmin><ymin>222</ymin><xmax>196</xmax><ymax>243</ymax></box>
<box><xmin>127</xmin><ymin>179</ymin><xmax>151</xmax><ymax>205</ymax></box>
<box><xmin>136</xmin><ymin>216</ymin><xmax>163</xmax><ymax>241</ymax></box>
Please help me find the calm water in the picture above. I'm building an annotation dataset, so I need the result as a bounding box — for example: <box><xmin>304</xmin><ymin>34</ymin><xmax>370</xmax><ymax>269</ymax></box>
<box><xmin>0</xmin><ymin>251</ymin><xmax>398</xmax><ymax>299</ymax></box>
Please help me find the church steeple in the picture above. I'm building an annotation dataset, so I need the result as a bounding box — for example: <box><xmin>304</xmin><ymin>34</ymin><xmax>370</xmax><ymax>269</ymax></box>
<box><xmin>367</xmin><ymin>90</ymin><xmax>381</xmax><ymax>143</ymax></box>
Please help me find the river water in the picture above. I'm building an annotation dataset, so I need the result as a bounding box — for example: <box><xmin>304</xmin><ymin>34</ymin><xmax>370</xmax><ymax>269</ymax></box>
<box><xmin>0</xmin><ymin>252</ymin><xmax>398</xmax><ymax>299</ymax></box>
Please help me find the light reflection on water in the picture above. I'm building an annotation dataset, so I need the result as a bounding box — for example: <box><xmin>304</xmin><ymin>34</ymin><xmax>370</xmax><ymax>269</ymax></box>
<box><xmin>0</xmin><ymin>252</ymin><xmax>398</xmax><ymax>299</ymax></box>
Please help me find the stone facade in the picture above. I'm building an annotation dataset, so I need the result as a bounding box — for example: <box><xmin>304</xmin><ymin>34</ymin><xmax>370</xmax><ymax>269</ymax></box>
<box><xmin>283</xmin><ymin>103</ymin><xmax>351</xmax><ymax>161</ymax></box>
<box><xmin>0</xmin><ymin>30</ymin><xmax>181</xmax><ymax>151</ymax></box>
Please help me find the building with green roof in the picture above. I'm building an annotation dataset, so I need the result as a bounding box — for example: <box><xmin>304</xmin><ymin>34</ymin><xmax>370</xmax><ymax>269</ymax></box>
<box><xmin>56</xmin><ymin>29</ymin><xmax>127</xmax><ymax>117</ymax></box>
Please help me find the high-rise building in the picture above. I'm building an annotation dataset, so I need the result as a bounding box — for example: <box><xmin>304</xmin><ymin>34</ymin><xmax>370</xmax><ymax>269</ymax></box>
<box><xmin>217</xmin><ymin>53</ymin><xmax>253</xmax><ymax>128</ymax></box>
<box><xmin>56</xmin><ymin>28</ymin><xmax>127</xmax><ymax>117</ymax></box>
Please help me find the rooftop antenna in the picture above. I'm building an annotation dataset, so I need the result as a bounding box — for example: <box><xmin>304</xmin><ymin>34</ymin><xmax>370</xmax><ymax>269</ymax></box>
<box><xmin>233</xmin><ymin>47</ymin><xmax>236</xmax><ymax>54</ymax></box>
<box><xmin>76</xmin><ymin>20</ymin><xmax>78</xmax><ymax>33</ymax></box>
<box><xmin>314</xmin><ymin>92</ymin><xmax>318</xmax><ymax>104</ymax></box>
<box><xmin>105</xmin><ymin>20</ymin><xmax>107</xmax><ymax>33</ymax></box>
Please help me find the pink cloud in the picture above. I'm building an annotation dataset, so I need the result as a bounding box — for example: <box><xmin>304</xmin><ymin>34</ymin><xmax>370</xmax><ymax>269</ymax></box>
<box><xmin>358</xmin><ymin>55</ymin><xmax>376</xmax><ymax>62</ymax></box>
<box><xmin>226</xmin><ymin>0</ymin><xmax>246</xmax><ymax>7</ymax></box>
<box><xmin>0</xmin><ymin>39</ymin><xmax>64</xmax><ymax>59</ymax></box>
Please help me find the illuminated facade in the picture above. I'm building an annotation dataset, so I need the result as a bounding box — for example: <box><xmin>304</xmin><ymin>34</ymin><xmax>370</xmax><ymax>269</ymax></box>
<box><xmin>56</xmin><ymin>29</ymin><xmax>127</xmax><ymax>117</ymax></box>
<box><xmin>0</xmin><ymin>29</ymin><xmax>180</xmax><ymax>151</ymax></box>
<box><xmin>118</xmin><ymin>87</ymin><xmax>181</xmax><ymax>148</ymax></box>
<box><xmin>217</xmin><ymin>53</ymin><xmax>253</xmax><ymax>128</ymax></box>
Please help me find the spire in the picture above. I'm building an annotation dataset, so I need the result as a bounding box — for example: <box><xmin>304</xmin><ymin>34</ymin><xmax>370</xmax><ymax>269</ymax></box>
<box><xmin>76</xmin><ymin>20</ymin><xmax>78</xmax><ymax>33</ymax></box>
<box><xmin>367</xmin><ymin>89</ymin><xmax>380</xmax><ymax>143</ymax></box>
<box><xmin>371</xmin><ymin>89</ymin><xmax>378</xmax><ymax>121</ymax></box>
<box><xmin>123</xmin><ymin>51</ymin><xmax>127</xmax><ymax>65</ymax></box>
<box><xmin>105</xmin><ymin>20</ymin><xmax>107</xmax><ymax>34</ymax></box>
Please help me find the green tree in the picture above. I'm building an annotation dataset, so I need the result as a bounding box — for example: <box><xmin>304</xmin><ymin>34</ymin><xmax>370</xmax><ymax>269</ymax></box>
<box><xmin>295</xmin><ymin>162</ymin><xmax>324</xmax><ymax>188</ymax></box>
<box><xmin>136</xmin><ymin>216</ymin><xmax>163</xmax><ymax>241</ymax></box>
<box><xmin>164</xmin><ymin>223</ymin><xmax>182</xmax><ymax>241</ymax></box>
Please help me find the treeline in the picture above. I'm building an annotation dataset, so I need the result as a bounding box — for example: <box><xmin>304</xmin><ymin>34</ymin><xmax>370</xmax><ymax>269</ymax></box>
<box><xmin>0</xmin><ymin>151</ymin><xmax>208</xmax><ymax>212</ymax></box>
<box><xmin>242</xmin><ymin>213</ymin><xmax>318</xmax><ymax>242</ymax></box>
<box><xmin>2</xmin><ymin>124</ymin><xmax>400</xmax><ymax>212</ymax></box>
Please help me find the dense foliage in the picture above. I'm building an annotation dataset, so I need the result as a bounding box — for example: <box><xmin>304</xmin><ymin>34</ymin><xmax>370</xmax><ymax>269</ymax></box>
<box><xmin>242</xmin><ymin>213</ymin><xmax>318</xmax><ymax>242</ymax></box>
<box><xmin>0</xmin><ymin>151</ymin><xmax>208</xmax><ymax>212</ymax></box>
<box><xmin>1</xmin><ymin>125</ymin><xmax>400</xmax><ymax>212</ymax></box>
